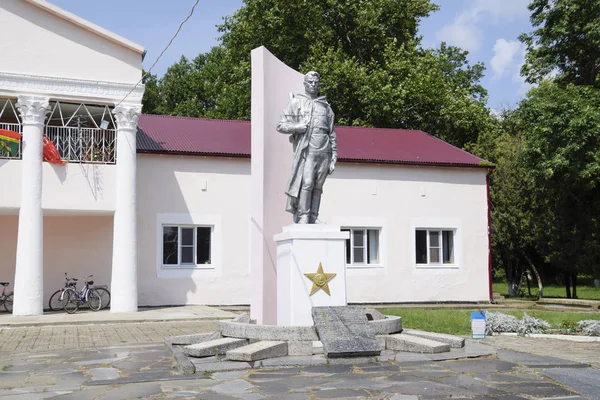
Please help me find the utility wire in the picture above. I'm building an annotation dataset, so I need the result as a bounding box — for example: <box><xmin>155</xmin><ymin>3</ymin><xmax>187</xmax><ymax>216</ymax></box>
<box><xmin>115</xmin><ymin>0</ymin><xmax>201</xmax><ymax>108</ymax></box>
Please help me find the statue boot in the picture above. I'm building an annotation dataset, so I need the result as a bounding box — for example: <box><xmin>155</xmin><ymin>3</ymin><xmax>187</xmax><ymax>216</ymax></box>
<box><xmin>309</xmin><ymin>190</ymin><xmax>322</xmax><ymax>224</ymax></box>
<box><xmin>297</xmin><ymin>189</ymin><xmax>312</xmax><ymax>224</ymax></box>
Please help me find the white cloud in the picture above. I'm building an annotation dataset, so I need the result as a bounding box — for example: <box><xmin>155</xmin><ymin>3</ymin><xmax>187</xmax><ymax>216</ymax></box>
<box><xmin>473</xmin><ymin>0</ymin><xmax>530</xmax><ymax>22</ymax></box>
<box><xmin>436</xmin><ymin>23</ymin><xmax>481</xmax><ymax>53</ymax></box>
<box><xmin>511</xmin><ymin>45</ymin><xmax>534</xmax><ymax>96</ymax></box>
<box><xmin>436</xmin><ymin>0</ymin><xmax>529</xmax><ymax>53</ymax></box>
<box><xmin>490</xmin><ymin>39</ymin><xmax>523</xmax><ymax>79</ymax></box>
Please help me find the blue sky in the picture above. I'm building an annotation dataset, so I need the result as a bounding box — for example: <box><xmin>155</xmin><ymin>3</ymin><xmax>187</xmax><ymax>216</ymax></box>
<box><xmin>50</xmin><ymin>0</ymin><xmax>534</xmax><ymax>111</ymax></box>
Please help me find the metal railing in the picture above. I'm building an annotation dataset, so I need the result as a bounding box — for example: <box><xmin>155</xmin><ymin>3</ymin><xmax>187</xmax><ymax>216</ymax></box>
<box><xmin>0</xmin><ymin>123</ymin><xmax>22</xmax><ymax>159</ymax></box>
<box><xmin>45</xmin><ymin>126</ymin><xmax>116</xmax><ymax>164</ymax></box>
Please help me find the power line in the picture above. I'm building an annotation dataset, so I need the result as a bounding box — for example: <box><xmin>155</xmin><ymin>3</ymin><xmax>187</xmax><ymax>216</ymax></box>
<box><xmin>115</xmin><ymin>0</ymin><xmax>201</xmax><ymax>108</ymax></box>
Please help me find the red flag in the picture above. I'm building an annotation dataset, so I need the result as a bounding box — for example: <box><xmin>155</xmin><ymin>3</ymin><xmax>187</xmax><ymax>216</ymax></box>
<box><xmin>43</xmin><ymin>137</ymin><xmax>66</xmax><ymax>165</ymax></box>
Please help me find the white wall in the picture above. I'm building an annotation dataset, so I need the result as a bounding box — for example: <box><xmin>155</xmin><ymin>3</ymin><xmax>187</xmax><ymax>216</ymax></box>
<box><xmin>324</xmin><ymin>163</ymin><xmax>490</xmax><ymax>303</ymax></box>
<box><xmin>1</xmin><ymin>153</ymin><xmax>490</xmax><ymax>307</ymax></box>
<box><xmin>0</xmin><ymin>215</ymin><xmax>113</xmax><ymax>307</ymax></box>
<box><xmin>0</xmin><ymin>0</ymin><xmax>141</xmax><ymax>84</ymax></box>
<box><xmin>0</xmin><ymin>160</ymin><xmax>117</xmax><ymax>213</ymax></box>
<box><xmin>136</xmin><ymin>154</ymin><xmax>252</xmax><ymax>306</ymax></box>
<box><xmin>136</xmin><ymin>153</ymin><xmax>490</xmax><ymax>307</ymax></box>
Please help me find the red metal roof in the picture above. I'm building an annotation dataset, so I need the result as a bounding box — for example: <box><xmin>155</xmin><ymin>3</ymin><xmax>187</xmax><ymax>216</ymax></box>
<box><xmin>137</xmin><ymin>114</ymin><xmax>486</xmax><ymax>168</ymax></box>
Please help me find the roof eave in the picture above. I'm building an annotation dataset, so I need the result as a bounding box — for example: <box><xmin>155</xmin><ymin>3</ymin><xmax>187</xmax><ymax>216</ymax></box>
<box><xmin>136</xmin><ymin>150</ymin><xmax>491</xmax><ymax>168</ymax></box>
<box><xmin>25</xmin><ymin>0</ymin><xmax>145</xmax><ymax>55</ymax></box>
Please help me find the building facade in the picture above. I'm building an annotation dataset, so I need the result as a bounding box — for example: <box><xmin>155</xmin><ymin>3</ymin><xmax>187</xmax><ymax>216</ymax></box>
<box><xmin>0</xmin><ymin>0</ymin><xmax>144</xmax><ymax>315</ymax></box>
<box><xmin>0</xmin><ymin>0</ymin><xmax>492</xmax><ymax>316</ymax></box>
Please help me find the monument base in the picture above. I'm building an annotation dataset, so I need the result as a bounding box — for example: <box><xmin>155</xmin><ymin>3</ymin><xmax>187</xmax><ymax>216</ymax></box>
<box><xmin>274</xmin><ymin>224</ymin><xmax>349</xmax><ymax>326</ymax></box>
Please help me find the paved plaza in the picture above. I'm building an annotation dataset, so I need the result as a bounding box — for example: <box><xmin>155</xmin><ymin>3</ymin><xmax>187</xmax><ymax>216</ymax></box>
<box><xmin>0</xmin><ymin>307</ymin><xmax>599</xmax><ymax>399</ymax></box>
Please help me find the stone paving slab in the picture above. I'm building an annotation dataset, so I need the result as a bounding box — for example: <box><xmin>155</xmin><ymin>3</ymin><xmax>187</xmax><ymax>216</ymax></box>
<box><xmin>0</xmin><ymin>342</ymin><xmax>597</xmax><ymax>399</ymax></box>
<box><xmin>385</xmin><ymin>333</ymin><xmax>451</xmax><ymax>353</ymax></box>
<box><xmin>402</xmin><ymin>328</ymin><xmax>465</xmax><ymax>348</ymax></box>
<box><xmin>0</xmin><ymin>318</ymin><xmax>599</xmax><ymax>399</ymax></box>
<box><xmin>184</xmin><ymin>337</ymin><xmax>249</xmax><ymax>357</ymax></box>
<box><xmin>226</xmin><ymin>340</ymin><xmax>288</xmax><ymax>361</ymax></box>
<box><xmin>542</xmin><ymin>367</ymin><xmax>600</xmax><ymax>400</ymax></box>
<box><xmin>0</xmin><ymin>320</ymin><xmax>219</xmax><ymax>352</ymax></box>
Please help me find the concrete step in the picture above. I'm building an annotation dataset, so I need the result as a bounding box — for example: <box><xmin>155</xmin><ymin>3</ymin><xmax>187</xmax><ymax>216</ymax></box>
<box><xmin>226</xmin><ymin>340</ymin><xmax>288</xmax><ymax>361</ymax></box>
<box><xmin>385</xmin><ymin>334</ymin><xmax>450</xmax><ymax>353</ymax></box>
<box><xmin>169</xmin><ymin>331</ymin><xmax>222</xmax><ymax>345</ymax></box>
<box><xmin>183</xmin><ymin>337</ymin><xmax>248</xmax><ymax>358</ymax></box>
<box><xmin>401</xmin><ymin>329</ymin><xmax>465</xmax><ymax>348</ymax></box>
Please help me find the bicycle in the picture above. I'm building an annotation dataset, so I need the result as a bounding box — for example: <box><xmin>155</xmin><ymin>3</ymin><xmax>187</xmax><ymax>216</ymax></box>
<box><xmin>92</xmin><ymin>285</ymin><xmax>111</xmax><ymax>310</ymax></box>
<box><xmin>63</xmin><ymin>276</ymin><xmax>102</xmax><ymax>314</ymax></box>
<box><xmin>48</xmin><ymin>273</ymin><xmax>77</xmax><ymax>311</ymax></box>
<box><xmin>0</xmin><ymin>282</ymin><xmax>13</xmax><ymax>313</ymax></box>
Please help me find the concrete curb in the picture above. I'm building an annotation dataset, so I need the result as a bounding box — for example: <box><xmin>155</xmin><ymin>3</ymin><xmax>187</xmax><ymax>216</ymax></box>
<box><xmin>185</xmin><ymin>341</ymin><xmax>497</xmax><ymax>373</ymax></box>
<box><xmin>495</xmin><ymin>332</ymin><xmax>600</xmax><ymax>342</ymax></box>
<box><xmin>164</xmin><ymin>341</ymin><xmax>195</xmax><ymax>375</ymax></box>
<box><xmin>0</xmin><ymin>317</ymin><xmax>227</xmax><ymax>328</ymax></box>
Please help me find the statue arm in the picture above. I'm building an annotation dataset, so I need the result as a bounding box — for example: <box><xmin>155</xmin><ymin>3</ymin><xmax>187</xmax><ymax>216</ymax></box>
<box><xmin>329</xmin><ymin>113</ymin><xmax>338</xmax><ymax>174</ymax></box>
<box><xmin>276</xmin><ymin>96</ymin><xmax>307</xmax><ymax>135</ymax></box>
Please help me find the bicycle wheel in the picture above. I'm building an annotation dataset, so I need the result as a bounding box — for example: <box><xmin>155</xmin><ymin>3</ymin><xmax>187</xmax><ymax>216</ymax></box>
<box><xmin>87</xmin><ymin>289</ymin><xmax>102</xmax><ymax>311</ymax></box>
<box><xmin>94</xmin><ymin>287</ymin><xmax>111</xmax><ymax>310</ymax></box>
<box><xmin>64</xmin><ymin>290</ymin><xmax>79</xmax><ymax>314</ymax></box>
<box><xmin>3</xmin><ymin>293</ymin><xmax>13</xmax><ymax>313</ymax></box>
<box><xmin>48</xmin><ymin>290</ymin><xmax>68</xmax><ymax>311</ymax></box>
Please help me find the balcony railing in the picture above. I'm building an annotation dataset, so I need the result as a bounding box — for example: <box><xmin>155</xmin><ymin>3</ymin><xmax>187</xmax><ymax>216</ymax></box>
<box><xmin>45</xmin><ymin>126</ymin><xmax>116</xmax><ymax>164</ymax></box>
<box><xmin>0</xmin><ymin>125</ymin><xmax>116</xmax><ymax>164</ymax></box>
<box><xmin>0</xmin><ymin>123</ymin><xmax>22</xmax><ymax>159</ymax></box>
<box><xmin>1</xmin><ymin>100</ymin><xmax>118</xmax><ymax>164</ymax></box>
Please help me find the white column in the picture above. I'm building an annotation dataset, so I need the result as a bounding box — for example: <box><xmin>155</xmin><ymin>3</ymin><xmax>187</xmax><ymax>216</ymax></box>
<box><xmin>13</xmin><ymin>96</ymin><xmax>50</xmax><ymax>316</ymax></box>
<box><xmin>110</xmin><ymin>103</ymin><xmax>141</xmax><ymax>312</ymax></box>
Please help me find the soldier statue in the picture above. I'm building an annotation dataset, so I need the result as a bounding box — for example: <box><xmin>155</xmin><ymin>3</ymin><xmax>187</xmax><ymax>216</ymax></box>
<box><xmin>276</xmin><ymin>71</ymin><xmax>338</xmax><ymax>224</ymax></box>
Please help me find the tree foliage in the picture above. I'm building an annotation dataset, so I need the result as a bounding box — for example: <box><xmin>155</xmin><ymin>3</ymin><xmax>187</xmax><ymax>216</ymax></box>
<box><xmin>475</xmin><ymin>80</ymin><xmax>600</xmax><ymax>297</ymax></box>
<box><xmin>516</xmin><ymin>81</ymin><xmax>600</xmax><ymax>277</ymax></box>
<box><xmin>143</xmin><ymin>0</ymin><xmax>493</xmax><ymax>149</ymax></box>
<box><xmin>520</xmin><ymin>0</ymin><xmax>600</xmax><ymax>87</ymax></box>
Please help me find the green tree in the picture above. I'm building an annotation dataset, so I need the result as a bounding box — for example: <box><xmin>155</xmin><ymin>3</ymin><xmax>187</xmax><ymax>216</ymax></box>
<box><xmin>141</xmin><ymin>70</ymin><xmax>161</xmax><ymax>114</ymax></box>
<box><xmin>520</xmin><ymin>0</ymin><xmax>600</xmax><ymax>87</ymax></box>
<box><xmin>472</xmin><ymin>112</ymin><xmax>544</xmax><ymax>298</ymax></box>
<box><xmin>146</xmin><ymin>0</ymin><xmax>493</xmax><ymax>149</ymax></box>
<box><xmin>516</xmin><ymin>81</ymin><xmax>600</xmax><ymax>297</ymax></box>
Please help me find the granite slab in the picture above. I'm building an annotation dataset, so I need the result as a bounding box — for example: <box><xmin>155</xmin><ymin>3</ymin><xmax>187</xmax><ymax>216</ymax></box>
<box><xmin>312</xmin><ymin>306</ymin><xmax>380</xmax><ymax>358</ymax></box>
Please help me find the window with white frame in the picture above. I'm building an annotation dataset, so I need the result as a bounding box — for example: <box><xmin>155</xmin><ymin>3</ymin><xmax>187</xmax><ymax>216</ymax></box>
<box><xmin>415</xmin><ymin>229</ymin><xmax>454</xmax><ymax>265</ymax></box>
<box><xmin>162</xmin><ymin>225</ymin><xmax>212</xmax><ymax>266</ymax></box>
<box><xmin>341</xmin><ymin>228</ymin><xmax>380</xmax><ymax>265</ymax></box>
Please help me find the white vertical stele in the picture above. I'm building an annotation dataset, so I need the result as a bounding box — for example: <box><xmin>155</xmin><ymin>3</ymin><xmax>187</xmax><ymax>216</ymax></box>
<box><xmin>250</xmin><ymin>47</ymin><xmax>305</xmax><ymax>324</ymax></box>
<box><xmin>13</xmin><ymin>95</ymin><xmax>50</xmax><ymax>316</ymax></box>
<box><xmin>110</xmin><ymin>103</ymin><xmax>141</xmax><ymax>312</ymax></box>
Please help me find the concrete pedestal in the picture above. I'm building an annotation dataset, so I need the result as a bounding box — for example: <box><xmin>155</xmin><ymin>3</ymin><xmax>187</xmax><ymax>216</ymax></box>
<box><xmin>274</xmin><ymin>224</ymin><xmax>350</xmax><ymax>326</ymax></box>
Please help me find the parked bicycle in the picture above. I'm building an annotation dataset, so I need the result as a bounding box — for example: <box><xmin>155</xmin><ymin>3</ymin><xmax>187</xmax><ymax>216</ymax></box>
<box><xmin>0</xmin><ymin>282</ymin><xmax>13</xmax><ymax>313</ymax></box>
<box><xmin>92</xmin><ymin>285</ymin><xmax>111</xmax><ymax>310</ymax></box>
<box><xmin>48</xmin><ymin>273</ymin><xmax>77</xmax><ymax>311</ymax></box>
<box><xmin>63</xmin><ymin>275</ymin><xmax>102</xmax><ymax>314</ymax></box>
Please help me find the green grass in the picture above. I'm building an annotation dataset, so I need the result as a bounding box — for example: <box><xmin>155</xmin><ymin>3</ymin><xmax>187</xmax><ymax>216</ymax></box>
<box><xmin>379</xmin><ymin>307</ymin><xmax>600</xmax><ymax>336</ymax></box>
<box><xmin>492</xmin><ymin>282</ymin><xmax>600</xmax><ymax>300</ymax></box>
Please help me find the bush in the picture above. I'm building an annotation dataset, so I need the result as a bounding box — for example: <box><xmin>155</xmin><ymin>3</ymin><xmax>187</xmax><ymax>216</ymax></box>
<box><xmin>486</xmin><ymin>311</ymin><xmax>520</xmax><ymax>333</ymax></box>
<box><xmin>577</xmin><ymin>320</ymin><xmax>600</xmax><ymax>336</ymax></box>
<box><xmin>516</xmin><ymin>313</ymin><xmax>551</xmax><ymax>335</ymax></box>
<box><xmin>485</xmin><ymin>311</ymin><xmax>550</xmax><ymax>335</ymax></box>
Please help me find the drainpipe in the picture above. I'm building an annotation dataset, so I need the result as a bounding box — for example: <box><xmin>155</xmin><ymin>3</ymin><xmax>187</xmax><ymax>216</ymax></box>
<box><xmin>486</xmin><ymin>167</ymin><xmax>495</xmax><ymax>303</ymax></box>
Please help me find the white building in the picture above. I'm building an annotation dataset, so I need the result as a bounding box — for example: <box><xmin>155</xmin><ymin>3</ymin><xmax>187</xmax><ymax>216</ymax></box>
<box><xmin>0</xmin><ymin>0</ymin><xmax>492</xmax><ymax>316</ymax></box>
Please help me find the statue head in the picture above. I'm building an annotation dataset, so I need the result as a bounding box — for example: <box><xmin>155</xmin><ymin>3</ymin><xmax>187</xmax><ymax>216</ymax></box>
<box><xmin>303</xmin><ymin>71</ymin><xmax>320</xmax><ymax>98</ymax></box>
